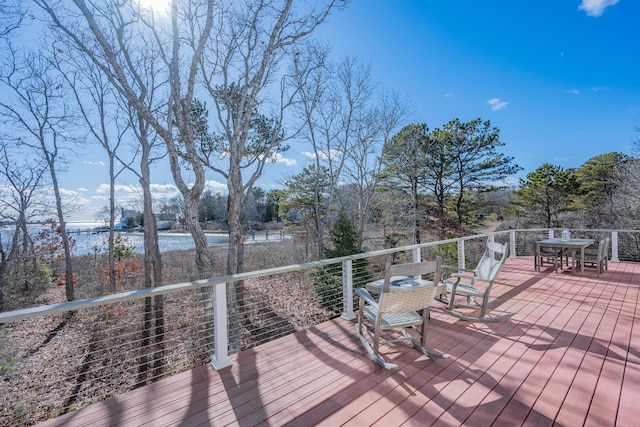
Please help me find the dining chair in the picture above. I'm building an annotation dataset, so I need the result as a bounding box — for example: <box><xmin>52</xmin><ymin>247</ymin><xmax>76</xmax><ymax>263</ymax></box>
<box><xmin>576</xmin><ymin>237</ymin><xmax>609</xmax><ymax>277</ymax></box>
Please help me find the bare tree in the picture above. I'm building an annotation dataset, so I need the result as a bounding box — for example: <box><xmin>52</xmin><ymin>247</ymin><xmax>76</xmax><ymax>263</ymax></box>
<box><xmin>0</xmin><ymin>143</ymin><xmax>49</xmax><ymax>310</ymax></box>
<box><xmin>199</xmin><ymin>1</ymin><xmax>345</xmax><ymax>267</ymax></box>
<box><xmin>290</xmin><ymin>41</ymin><xmax>332</xmax><ymax>258</ymax></box>
<box><xmin>35</xmin><ymin>0</ymin><xmax>345</xmax><ymax>355</ymax></box>
<box><xmin>34</xmin><ymin>0</ymin><xmax>217</xmax><ymax>280</ymax></box>
<box><xmin>0</xmin><ymin>47</ymin><xmax>77</xmax><ymax>301</ymax></box>
<box><xmin>197</xmin><ymin>0</ymin><xmax>345</xmax><ymax>352</ymax></box>
<box><xmin>292</xmin><ymin>52</ymin><xmax>375</xmax><ymax>257</ymax></box>
<box><xmin>0</xmin><ymin>0</ymin><xmax>25</xmax><ymax>38</ymax></box>
<box><xmin>125</xmin><ymin>104</ymin><xmax>167</xmax><ymax>382</ymax></box>
<box><xmin>55</xmin><ymin>49</ymin><xmax>134</xmax><ymax>293</ymax></box>
<box><xmin>342</xmin><ymin>89</ymin><xmax>411</xmax><ymax>249</ymax></box>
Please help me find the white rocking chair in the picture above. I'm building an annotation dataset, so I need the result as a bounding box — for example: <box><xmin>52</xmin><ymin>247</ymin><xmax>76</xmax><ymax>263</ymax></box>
<box><xmin>437</xmin><ymin>240</ymin><xmax>515</xmax><ymax>323</ymax></box>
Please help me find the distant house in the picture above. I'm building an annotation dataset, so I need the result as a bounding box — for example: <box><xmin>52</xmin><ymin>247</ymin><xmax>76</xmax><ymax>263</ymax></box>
<box><xmin>156</xmin><ymin>212</ymin><xmax>177</xmax><ymax>222</ymax></box>
<box><xmin>156</xmin><ymin>221</ymin><xmax>172</xmax><ymax>231</ymax></box>
<box><xmin>114</xmin><ymin>216</ymin><xmax>128</xmax><ymax>231</ymax></box>
<box><xmin>113</xmin><ymin>209</ymin><xmax>176</xmax><ymax>231</ymax></box>
<box><xmin>114</xmin><ymin>209</ymin><xmax>138</xmax><ymax>231</ymax></box>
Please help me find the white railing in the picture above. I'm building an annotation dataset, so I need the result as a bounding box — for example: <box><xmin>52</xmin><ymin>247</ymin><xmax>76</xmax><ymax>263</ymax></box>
<box><xmin>0</xmin><ymin>228</ymin><xmax>637</xmax><ymax>425</ymax></box>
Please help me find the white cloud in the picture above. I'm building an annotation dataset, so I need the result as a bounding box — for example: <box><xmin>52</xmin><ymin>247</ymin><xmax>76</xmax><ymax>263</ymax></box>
<box><xmin>579</xmin><ymin>0</ymin><xmax>619</xmax><ymax>17</ymax></box>
<box><xmin>564</xmin><ymin>88</ymin><xmax>581</xmax><ymax>95</ymax></box>
<box><xmin>272</xmin><ymin>153</ymin><xmax>297</xmax><ymax>167</ymax></box>
<box><xmin>95</xmin><ymin>183</ymin><xmax>178</xmax><ymax>205</ymax></box>
<box><xmin>204</xmin><ymin>180</ymin><xmax>227</xmax><ymax>192</ymax></box>
<box><xmin>97</xmin><ymin>183</ymin><xmax>137</xmax><ymax>196</ymax></box>
<box><xmin>444</xmin><ymin>92</ymin><xmax>454</xmax><ymax>98</ymax></box>
<box><xmin>149</xmin><ymin>183</ymin><xmax>180</xmax><ymax>195</ymax></box>
<box><xmin>83</xmin><ymin>160</ymin><xmax>105</xmax><ymax>167</ymax></box>
<box><xmin>486</xmin><ymin>98</ymin><xmax>509</xmax><ymax>111</ymax></box>
<box><xmin>302</xmin><ymin>149</ymin><xmax>342</xmax><ymax>160</ymax></box>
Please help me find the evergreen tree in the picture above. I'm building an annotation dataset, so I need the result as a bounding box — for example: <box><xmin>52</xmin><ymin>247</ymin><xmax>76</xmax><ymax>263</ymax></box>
<box><xmin>312</xmin><ymin>212</ymin><xmax>371</xmax><ymax>314</ymax></box>
<box><xmin>512</xmin><ymin>164</ymin><xmax>578</xmax><ymax>227</ymax></box>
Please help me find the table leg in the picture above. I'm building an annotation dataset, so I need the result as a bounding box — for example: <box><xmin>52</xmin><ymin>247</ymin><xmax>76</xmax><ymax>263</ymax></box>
<box><xmin>580</xmin><ymin>248</ymin><xmax>585</xmax><ymax>275</ymax></box>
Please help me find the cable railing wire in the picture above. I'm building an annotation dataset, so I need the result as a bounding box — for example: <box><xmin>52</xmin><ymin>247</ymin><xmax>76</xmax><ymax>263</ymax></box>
<box><xmin>1</xmin><ymin>228</ymin><xmax>639</xmax><ymax>424</ymax></box>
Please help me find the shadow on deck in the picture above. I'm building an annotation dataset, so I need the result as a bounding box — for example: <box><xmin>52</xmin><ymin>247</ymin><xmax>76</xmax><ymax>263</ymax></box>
<box><xmin>38</xmin><ymin>257</ymin><xmax>640</xmax><ymax>426</ymax></box>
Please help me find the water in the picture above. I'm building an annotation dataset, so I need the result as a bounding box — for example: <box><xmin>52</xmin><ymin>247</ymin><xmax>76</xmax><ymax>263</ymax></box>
<box><xmin>71</xmin><ymin>230</ymin><xmax>231</xmax><ymax>255</ymax></box>
<box><xmin>1</xmin><ymin>222</ymin><xmax>230</xmax><ymax>256</ymax></box>
<box><xmin>1</xmin><ymin>222</ymin><xmax>287</xmax><ymax>256</ymax></box>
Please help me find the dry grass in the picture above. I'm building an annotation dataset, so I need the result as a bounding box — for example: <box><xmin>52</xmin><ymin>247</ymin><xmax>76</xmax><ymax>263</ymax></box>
<box><xmin>0</xmin><ymin>239</ymin><xmax>335</xmax><ymax>425</ymax></box>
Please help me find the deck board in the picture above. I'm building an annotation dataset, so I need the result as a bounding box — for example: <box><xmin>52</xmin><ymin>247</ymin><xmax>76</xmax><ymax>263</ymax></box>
<box><xmin>37</xmin><ymin>257</ymin><xmax>640</xmax><ymax>426</ymax></box>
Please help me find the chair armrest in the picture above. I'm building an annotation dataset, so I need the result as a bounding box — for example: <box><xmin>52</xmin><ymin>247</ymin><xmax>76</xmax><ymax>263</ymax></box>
<box><xmin>355</xmin><ymin>288</ymin><xmax>378</xmax><ymax>308</ymax></box>
<box><xmin>450</xmin><ymin>272</ymin><xmax>477</xmax><ymax>281</ymax></box>
<box><xmin>442</xmin><ymin>265</ymin><xmax>475</xmax><ymax>274</ymax></box>
<box><xmin>442</xmin><ymin>265</ymin><xmax>476</xmax><ymax>281</ymax></box>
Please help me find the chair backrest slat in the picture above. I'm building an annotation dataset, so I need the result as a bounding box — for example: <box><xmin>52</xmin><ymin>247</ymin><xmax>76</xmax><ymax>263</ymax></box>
<box><xmin>474</xmin><ymin>241</ymin><xmax>508</xmax><ymax>281</ymax></box>
<box><xmin>379</xmin><ymin>286</ymin><xmax>438</xmax><ymax>313</ymax></box>
<box><xmin>389</xmin><ymin>260</ymin><xmax>440</xmax><ymax>279</ymax></box>
<box><xmin>379</xmin><ymin>256</ymin><xmax>442</xmax><ymax>313</ymax></box>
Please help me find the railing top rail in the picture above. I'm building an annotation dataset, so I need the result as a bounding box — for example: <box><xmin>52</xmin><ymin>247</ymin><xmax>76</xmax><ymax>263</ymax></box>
<box><xmin>1</xmin><ymin>228</ymin><xmax>632</xmax><ymax>323</ymax></box>
<box><xmin>1</xmin><ymin>233</ymin><xmax>498</xmax><ymax>323</ymax></box>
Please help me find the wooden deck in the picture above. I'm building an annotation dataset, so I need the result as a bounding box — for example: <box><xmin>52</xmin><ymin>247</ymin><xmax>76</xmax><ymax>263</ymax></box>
<box><xmin>38</xmin><ymin>257</ymin><xmax>640</xmax><ymax>426</ymax></box>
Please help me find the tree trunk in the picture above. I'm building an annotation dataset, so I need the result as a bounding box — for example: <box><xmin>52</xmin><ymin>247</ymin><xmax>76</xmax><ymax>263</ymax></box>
<box><xmin>138</xmin><ymin>123</ymin><xmax>165</xmax><ymax>382</ymax></box>
<box><xmin>226</xmin><ymin>169</ymin><xmax>245</xmax><ymax>354</ymax></box>
<box><xmin>47</xmin><ymin>151</ymin><xmax>74</xmax><ymax>302</ymax></box>
<box><xmin>107</xmin><ymin>155</ymin><xmax>116</xmax><ymax>293</ymax></box>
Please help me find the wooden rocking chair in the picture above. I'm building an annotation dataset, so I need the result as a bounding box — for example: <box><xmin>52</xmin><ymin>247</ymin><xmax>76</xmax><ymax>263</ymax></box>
<box><xmin>436</xmin><ymin>240</ymin><xmax>515</xmax><ymax>323</ymax></box>
<box><xmin>355</xmin><ymin>256</ymin><xmax>450</xmax><ymax>369</ymax></box>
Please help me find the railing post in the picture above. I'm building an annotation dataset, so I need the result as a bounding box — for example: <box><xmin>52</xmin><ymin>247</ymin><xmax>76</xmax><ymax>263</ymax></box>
<box><xmin>509</xmin><ymin>230</ymin><xmax>517</xmax><ymax>258</ymax></box>
<box><xmin>341</xmin><ymin>259</ymin><xmax>356</xmax><ymax>320</ymax></box>
<box><xmin>458</xmin><ymin>239</ymin><xmax>465</xmax><ymax>269</ymax></box>
<box><xmin>211</xmin><ymin>282</ymin><xmax>232</xmax><ymax>370</ymax></box>
<box><xmin>548</xmin><ymin>229</ymin><xmax>554</xmax><ymax>239</ymax></box>
<box><xmin>611</xmin><ymin>231</ymin><xmax>620</xmax><ymax>262</ymax></box>
<box><xmin>412</xmin><ymin>247</ymin><xmax>421</xmax><ymax>263</ymax></box>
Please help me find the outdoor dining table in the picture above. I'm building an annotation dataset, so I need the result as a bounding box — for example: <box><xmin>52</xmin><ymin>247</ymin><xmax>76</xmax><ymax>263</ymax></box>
<box><xmin>534</xmin><ymin>238</ymin><xmax>595</xmax><ymax>275</ymax></box>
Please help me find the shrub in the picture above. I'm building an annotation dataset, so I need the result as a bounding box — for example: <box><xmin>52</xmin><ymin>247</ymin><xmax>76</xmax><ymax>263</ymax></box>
<box><xmin>113</xmin><ymin>234</ymin><xmax>136</xmax><ymax>261</ymax></box>
<box><xmin>312</xmin><ymin>213</ymin><xmax>371</xmax><ymax>314</ymax></box>
<box><xmin>32</xmin><ymin>260</ymin><xmax>53</xmax><ymax>285</ymax></box>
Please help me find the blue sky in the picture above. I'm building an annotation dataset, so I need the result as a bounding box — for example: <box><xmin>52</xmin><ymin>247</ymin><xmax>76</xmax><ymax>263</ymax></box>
<box><xmin>59</xmin><ymin>0</ymin><xmax>639</xmax><ymax>221</ymax></box>
<box><xmin>313</xmin><ymin>0</ymin><xmax>639</xmax><ymax>173</ymax></box>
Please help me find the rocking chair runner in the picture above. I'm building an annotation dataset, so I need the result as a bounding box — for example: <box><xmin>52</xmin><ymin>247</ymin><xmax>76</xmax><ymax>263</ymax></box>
<box><xmin>436</xmin><ymin>240</ymin><xmax>515</xmax><ymax>323</ymax></box>
<box><xmin>355</xmin><ymin>256</ymin><xmax>450</xmax><ymax>369</ymax></box>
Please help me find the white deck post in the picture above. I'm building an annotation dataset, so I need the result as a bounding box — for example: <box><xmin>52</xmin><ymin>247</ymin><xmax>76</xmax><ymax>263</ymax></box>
<box><xmin>458</xmin><ymin>239</ymin><xmax>465</xmax><ymax>269</ymax></box>
<box><xmin>412</xmin><ymin>247</ymin><xmax>421</xmax><ymax>263</ymax></box>
<box><xmin>611</xmin><ymin>231</ymin><xmax>620</xmax><ymax>262</ymax></box>
<box><xmin>341</xmin><ymin>259</ymin><xmax>356</xmax><ymax>320</ymax></box>
<box><xmin>509</xmin><ymin>230</ymin><xmax>517</xmax><ymax>258</ymax></box>
<box><xmin>211</xmin><ymin>282</ymin><xmax>232</xmax><ymax>370</ymax></box>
